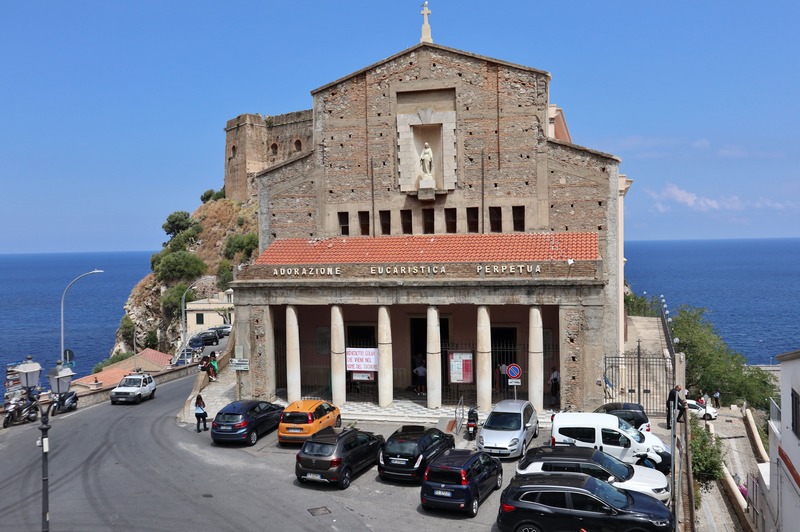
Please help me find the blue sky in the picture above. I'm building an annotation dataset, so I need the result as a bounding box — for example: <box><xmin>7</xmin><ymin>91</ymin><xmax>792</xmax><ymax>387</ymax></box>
<box><xmin>2</xmin><ymin>1</ymin><xmax>797</xmax><ymax>254</ymax></box>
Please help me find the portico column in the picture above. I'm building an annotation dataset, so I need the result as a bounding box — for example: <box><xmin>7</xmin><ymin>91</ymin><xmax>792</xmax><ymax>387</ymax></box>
<box><xmin>528</xmin><ymin>306</ymin><xmax>544</xmax><ymax>412</ymax></box>
<box><xmin>286</xmin><ymin>305</ymin><xmax>301</xmax><ymax>403</ymax></box>
<box><xmin>331</xmin><ymin>305</ymin><xmax>346</xmax><ymax>406</ymax></box>
<box><xmin>426</xmin><ymin>306</ymin><xmax>442</xmax><ymax>409</ymax></box>
<box><xmin>477</xmin><ymin>306</ymin><xmax>492</xmax><ymax>412</ymax></box>
<box><xmin>263</xmin><ymin>305</ymin><xmax>277</xmax><ymax>399</ymax></box>
<box><xmin>377</xmin><ymin>306</ymin><xmax>393</xmax><ymax>407</ymax></box>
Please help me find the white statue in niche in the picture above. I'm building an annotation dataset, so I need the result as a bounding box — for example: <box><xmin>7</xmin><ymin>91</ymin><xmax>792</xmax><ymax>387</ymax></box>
<box><xmin>419</xmin><ymin>142</ymin><xmax>433</xmax><ymax>176</ymax></box>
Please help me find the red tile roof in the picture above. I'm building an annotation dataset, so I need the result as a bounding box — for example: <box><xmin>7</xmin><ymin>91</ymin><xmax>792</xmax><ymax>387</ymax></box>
<box><xmin>254</xmin><ymin>233</ymin><xmax>599</xmax><ymax>265</ymax></box>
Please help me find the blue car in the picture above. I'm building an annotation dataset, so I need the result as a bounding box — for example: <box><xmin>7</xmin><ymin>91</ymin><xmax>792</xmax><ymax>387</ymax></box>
<box><xmin>211</xmin><ymin>400</ymin><xmax>284</xmax><ymax>446</ymax></box>
<box><xmin>420</xmin><ymin>449</ymin><xmax>503</xmax><ymax>518</ymax></box>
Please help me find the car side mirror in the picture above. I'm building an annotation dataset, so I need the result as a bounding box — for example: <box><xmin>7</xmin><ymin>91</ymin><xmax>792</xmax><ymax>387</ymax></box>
<box><xmin>525</xmin><ymin>422</ymin><xmax>532</xmax><ymax>428</ymax></box>
<box><xmin>608</xmin><ymin>476</ymin><xmax>616</xmax><ymax>483</ymax></box>
<box><xmin>624</xmin><ymin>440</ymin><xmax>631</xmax><ymax>448</ymax></box>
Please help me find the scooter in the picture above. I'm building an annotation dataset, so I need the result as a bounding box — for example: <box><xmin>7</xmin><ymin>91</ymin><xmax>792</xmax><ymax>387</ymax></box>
<box><xmin>49</xmin><ymin>390</ymin><xmax>79</xmax><ymax>416</ymax></box>
<box><xmin>466</xmin><ymin>406</ymin><xmax>479</xmax><ymax>441</ymax></box>
<box><xmin>3</xmin><ymin>391</ymin><xmax>40</xmax><ymax>428</ymax></box>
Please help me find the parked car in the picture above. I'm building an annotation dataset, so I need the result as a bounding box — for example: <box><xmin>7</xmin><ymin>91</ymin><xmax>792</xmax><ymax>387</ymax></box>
<box><xmin>593</xmin><ymin>402</ymin><xmax>651</xmax><ymax>432</ymax></box>
<box><xmin>209</xmin><ymin>324</ymin><xmax>232</xmax><ymax>337</ymax></box>
<box><xmin>189</xmin><ymin>331</ymin><xmax>219</xmax><ymax>348</ymax></box>
<box><xmin>516</xmin><ymin>445</ymin><xmax>670</xmax><ymax>503</ymax></box>
<box><xmin>211</xmin><ymin>400</ymin><xmax>284</xmax><ymax>446</ymax></box>
<box><xmin>110</xmin><ymin>373</ymin><xmax>156</xmax><ymax>405</ymax></box>
<box><xmin>686</xmin><ymin>399</ymin><xmax>718</xmax><ymax>420</ymax></box>
<box><xmin>378</xmin><ymin>425</ymin><xmax>455</xmax><ymax>481</ymax></box>
<box><xmin>295</xmin><ymin>427</ymin><xmax>384</xmax><ymax>489</ymax></box>
<box><xmin>551</xmin><ymin>412</ymin><xmax>671</xmax><ymax>474</ymax></box>
<box><xmin>477</xmin><ymin>399</ymin><xmax>538</xmax><ymax>458</ymax></box>
<box><xmin>173</xmin><ymin>348</ymin><xmax>198</xmax><ymax>366</ymax></box>
<box><xmin>278</xmin><ymin>399</ymin><xmax>341</xmax><ymax>444</ymax></box>
<box><xmin>420</xmin><ymin>449</ymin><xmax>503</xmax><ymax>518</ymax></box>
<box><xmin>497</xmin><ymin>473</ymin><xmax>672</xmax><ymax>532</ymax></box>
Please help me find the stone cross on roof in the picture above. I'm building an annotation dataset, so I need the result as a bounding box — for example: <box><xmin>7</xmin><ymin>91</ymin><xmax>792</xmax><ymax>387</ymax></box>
<box><xmin>420</xmin><ymin>1</ymin><xmax>433</xmax><ymax>43</ymax></box>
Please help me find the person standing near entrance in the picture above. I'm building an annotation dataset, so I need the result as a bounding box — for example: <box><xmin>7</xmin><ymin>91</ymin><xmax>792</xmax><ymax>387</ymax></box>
<box><xmin>713</xmin><ymin>389</ymin><xmax>721</xmax><ymax>409</ymax></box>
<box><xmin>413</xmin><ymin>360</ymin><xmax>427</xmax><ymax>396</ymax></box>
<box><xmin>666</xmin><ymin>384</ymin><xmax>685</xmax><ymax>429</ymax></box>
<box><xmin>549</xmin><ymin>367</ymin><xmax>560</xmax><ymax>399</ymax></box>
<box><xmin>499</xmin><ymin>362</ymin><xmax>508</xmax><ymax>391</ymax></box>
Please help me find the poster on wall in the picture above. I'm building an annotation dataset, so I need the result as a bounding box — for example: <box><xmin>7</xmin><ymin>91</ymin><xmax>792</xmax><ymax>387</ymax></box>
<box><xmin>346</xmin><ymin>347</ymin><xmax>378</xmax><ymax>371</ymax></box>
<box><xmin>449</xmin><ymin>352</ymin><xmax>473</xmax><ymax>384</ymax></box>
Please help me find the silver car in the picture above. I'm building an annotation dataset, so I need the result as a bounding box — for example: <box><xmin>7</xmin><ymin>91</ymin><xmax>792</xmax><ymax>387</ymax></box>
<box><xmin>477</xmin><ymin>399</ymin><xmax>538</xmax><ymax>458</ymax></box>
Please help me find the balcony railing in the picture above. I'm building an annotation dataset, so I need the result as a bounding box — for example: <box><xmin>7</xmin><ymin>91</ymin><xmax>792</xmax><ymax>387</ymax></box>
<box><xmin>770</xmin><ymin>397</ymin><xmax>781</xmax><ymax>435</ymax></box>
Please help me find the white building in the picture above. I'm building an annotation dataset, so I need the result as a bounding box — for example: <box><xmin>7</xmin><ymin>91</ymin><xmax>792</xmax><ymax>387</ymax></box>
<box><xmin>185</xmin><ymin>289</ymin><xmax>234</xmax><ymax>339</ymax></box>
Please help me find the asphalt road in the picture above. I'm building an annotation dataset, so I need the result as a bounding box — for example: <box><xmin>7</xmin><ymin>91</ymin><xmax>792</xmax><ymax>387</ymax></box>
<box><xmin>0</xmin><ymin>374</ymin><xmax>546</xmax><ymax>532</ymax></box>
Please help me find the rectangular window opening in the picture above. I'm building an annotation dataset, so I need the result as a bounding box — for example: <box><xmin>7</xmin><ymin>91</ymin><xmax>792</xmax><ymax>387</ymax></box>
<box><xmin>358</xmin><ymin>211</ymin><xmax>370</xmax><ymax>236</ymax></box>
<box><xmin>338</xmin><ymin>212</ymin><xmax>349</xmax><ymax>236</ymax></box>
<box><xmin>401</xmin><ymin>210</ymin><xmax>413</xmax><ymax>234</ymax></box>
<box><xmin>445</xmin><ymin>208</ymin><xmax>457</xmax><ymax>233</ymax></box>
<box><xmin>379</xmin><ymin>210</ymin><xmax>391</xmax><ymax>235</ymax></box>
<box><xmin>513</xmin><ymin>205</ymin><xmax>525</xmax><ymax>232</ymax></box>
<box><xmin>466</xmin><ymin>207</ymin><xmax>479</xmax><ymax>233</ymax></box>
<box><xmin>422</xmin><ymin>208</ymin><xmax>434</xmax><ymax>234</ymax></box>
<box><xmin>489</xmin><ymin>206</ymin><xmax>502</xmax><ymax>233</ymax></box>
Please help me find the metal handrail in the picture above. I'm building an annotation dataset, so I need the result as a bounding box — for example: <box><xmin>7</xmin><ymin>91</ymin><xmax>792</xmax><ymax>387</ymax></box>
<box><xmin>454</xmin><ymin>395</ymin><xmax>465</xmax><ymax>435</ymax></box>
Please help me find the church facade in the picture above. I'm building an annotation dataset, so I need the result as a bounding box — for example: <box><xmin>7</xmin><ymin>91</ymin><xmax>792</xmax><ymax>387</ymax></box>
<box><xmin>226</xmin><ymin>31</ymin><xmax>632</xmax><ymax>413</ymax></box>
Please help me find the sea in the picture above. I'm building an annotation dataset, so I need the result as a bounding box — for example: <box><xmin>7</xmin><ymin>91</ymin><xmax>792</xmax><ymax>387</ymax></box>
<box><xmin>0</xmin><ymin>239</ymin><xmax>798</xmax><ymax>384</ymax></box>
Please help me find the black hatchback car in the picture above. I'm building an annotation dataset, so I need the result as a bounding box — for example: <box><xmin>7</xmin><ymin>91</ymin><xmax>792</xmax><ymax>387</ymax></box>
<box><xmin>378</xmin><ymin>425</ymin><xmax>455</xmax><ymax>481</ymax></box>
<box><xmin>295</xmin><ymin>427</ymin><xmax>385</xmax><ymax>489</ymax></box>
<box><xmin>496</xmin><ymin>473</ymin><xmax>672</xmax><ymax>532</ymax></box>
<box><xmin>420</xmin><ymin>449</ymin><xmax>503</xmax><ymax>518</ymax></box>
<box><xmin>190</xmin><ymin>331</ymin><xmax>220</xmax><ymax>348</ymax></box>
<box><xmin>211</xmin><ymin>400</ymin><xmax>284</xmax><ymax>446</ymax></box>
<box><xmin>594</xmin><ymin>402</ymin><xmax>651</xmax><ymax>432</ymax></box>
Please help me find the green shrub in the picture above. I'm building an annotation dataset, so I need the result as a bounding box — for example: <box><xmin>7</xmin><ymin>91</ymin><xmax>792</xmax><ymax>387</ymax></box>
<box><xmin>236</xmin><ymin>216</ymin><xmax>245</xmax><ymax>227</ymax></box>
<box><xmin>200</xmin><ymin>189</ymin><xmax>215</xmax><ymax>203</ymax></box>
<box><xmin>153</xmin><ymin>251</ymin><xmax>207</xmax><ymax>283</ymax></box>
<box><xmin>167</xmin><ymin>225</ymin><xmax>202</xmax><ymax>252</ymax></box>
<box><xmin>689</xmin><ymin>416</ymin><xmax>724</xmax><ymax>488</ymax></box>
<box><xmin>224</xmin><ymin>233</ymin><xmax>259</xmax><ymax>260</ymax></box>
<box><xmin>217</xmin><ymin>259</ymin><xmax>233</xmax><ymax>291</ymax></box>
<box><xmin>119</xmin><ymin>315</ymin><xmax>135</xmax><ymax>349</ymax></box>
<box><xmin>162</xmin><ymin>211</ymin><xmax>197</xmax><ymax>239</ymax></box>
<box><xmin>212</xmin><ymin>189</ymin><xmax>225</xmax><ymax>200</ymax></box>
<box><xmin>162</xmin><ymin>283</ymin><xmax>194</xmax><ymax>321</ymax></box>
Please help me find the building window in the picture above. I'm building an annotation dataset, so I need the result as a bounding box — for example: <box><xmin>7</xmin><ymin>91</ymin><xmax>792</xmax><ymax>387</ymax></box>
<box><xmin>379</xmin><ymin>210</ymin><xmax>391</xmax><ymax>235</ymax></box>
<box><xmin>294</xmin><ymin>139</ymin><xmax>302</xmax><ymax>151</ymax></box>
<box><xmin>793</xmin><ymin>389</ymin><xmax>800</xmax><ymax>438</ymax></box>
<box><xmin>423</xmin><ymin>208</ymin><xmax>434</xmax><ymax>234</ymax></box>
<box><xmin>445</xmin><ymin>208</ymin><xmax>457</xmax><ymax>233</ymax></box>
<box><xmin>358</xmin><ymin>211</ymin><xmax>370</xmax><ymax>235</ymax></box>
<box><xmin>338</xmin><ymin>212</ymin><xmax>349</xmax><ymax>236</ymax></box>
<box><xmin>401</xmin><ymin>209</ymin><xmax>413</xmax><ymax>234</ymax></box>
<box><xmin>467</xmin><ymin>207</ymin><xmax>479</xmax><ymax>233</ymax></box>
<box><xmin>513</xmin><ymin>205</ymin><xmax>525</xmax><ymax>232</ymax></box>
<box><xmin>489</xmin><ymin>207</ymin><xmax>502</xmax><ymax>232</ymax></box>
<box><xmin>270</xmin><ymin>143</ymin><xmax>278</xmax><ymax>155</ymax></box>
<box><xmin>195</xmin><ymin>314</ymin><xmax>204</xmax><ymax>325</ymax></box>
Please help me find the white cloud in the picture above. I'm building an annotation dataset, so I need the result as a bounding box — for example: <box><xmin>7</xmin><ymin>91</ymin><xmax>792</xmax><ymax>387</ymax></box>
<box><xmin>646</xmin><ymin>184</ymin><xmax>785</xmax><ymax>213</ymax></box>
<box><xmin>692</xmin><ymin>139</ymin><xmax>710</xmax><ymax>150</ymax></box>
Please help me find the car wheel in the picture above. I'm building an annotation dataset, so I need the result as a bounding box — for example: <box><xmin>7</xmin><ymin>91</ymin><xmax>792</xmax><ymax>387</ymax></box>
<box><xmin>247</xmin><ymin>431</ymin><xmax>258</xmax><ymax>446</ymax></box>
<box><xmin>467</xmin><ymin>497</ymin><xmax>479</xmax><ymax>518</ymax></box>
<box><xmin>135</xmin><ymin>395</ymin><xmax>142</xmax><ymax>405</ymax></box>
<box><xmin>150</xmin><ymin>389</ymin><xmax>156</xmax><ymax>400</ymax></box>
<box><xmin>495</xmin><ymin>470</ymin><xmax>503</xmax><ymax>490</ymax></box>
<box><xmin>703</xmin><ymin>413</ymin><xmax>712</xmax><ymax>421</ymax></box>
<box><xmin>338</xmin><ymin>468</ymin><xmax>351</xmax><ymax>490</ymax></box>
<box><xmin>335</xmin><ymin>415</ymin><xmax>341</xmax><ymax>428</ymax></box>
<box><xmin>110</xmin><ymin>399</ymin><xmax>117</xmax><ymax>405</ymax></box>
<box><xmin>49</xmin><ymin>404</ymin><xmax>58</xmax><ymax>417</ymax></box>
<box><xmin>3</xmin><ymin>415</ymin><xmax>10</xmax><ymax>428</ymax></box>
<box><xmin>515</xmin><ymin>525</ymin><xmax>542</xmax><ymax>532</ymax></box>
<box><xmin>533</xmin><ymin>423</ymin><xmax>539</xmax><ymax>438</ymax></box>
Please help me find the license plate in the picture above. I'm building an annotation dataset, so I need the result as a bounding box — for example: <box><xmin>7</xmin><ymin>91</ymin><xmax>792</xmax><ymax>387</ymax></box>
<box><xmin>433</xmin><ymin>490</ymin><xmax>452</xmax><ymax>497</ymax></box>
<box><xmin>287</xmin><ymin>428</ymin><xmax>303</xmax><ymax>433</ymax></box>
<box><xmin>390</xmin><ymin>459</ymin><xmax>406</xmax><ymax>465</ymax></box>
<box><xmin>218</xmin><ymin>426</ymin><xmax>231</xmax><ymax>431</ymax></box>
<box><xmin>306</xmin><ymin>473</ymin><xmax>322</xmax><ymax>480</ymax></box>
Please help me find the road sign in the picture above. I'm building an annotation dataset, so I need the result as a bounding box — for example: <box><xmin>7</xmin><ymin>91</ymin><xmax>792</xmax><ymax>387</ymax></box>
<box><xmin>229</xmin><ymin>358</ymin><xmax>250</xmax><ymax>371</ymax></box>
<box><xmin>508</xmin><ymin>378</ymin><xmax>521</xmax><ymax>386</ymax></box>
<box><xmin>507</xmin><ymin>363</ymin><xmax>522</xmax><ymax>379</ymax></box>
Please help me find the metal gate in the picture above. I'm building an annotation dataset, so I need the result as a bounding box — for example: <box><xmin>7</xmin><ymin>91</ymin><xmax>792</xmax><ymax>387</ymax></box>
<box><xmin>603</xmin><ymin>350</ymin><xmax>674</xmax><ymax>417</ymax></box>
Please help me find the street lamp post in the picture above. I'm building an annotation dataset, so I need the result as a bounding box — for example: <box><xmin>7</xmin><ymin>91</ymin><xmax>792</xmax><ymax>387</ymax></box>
<box><xmin>181</xmin><ymin>283</ymin><xmax>197</xmax><ymax>357</ymax></box>
<box><xmin>60</xmin><ymin>269</ymin><xmax>103</xmax><ymax>365</ymax></box>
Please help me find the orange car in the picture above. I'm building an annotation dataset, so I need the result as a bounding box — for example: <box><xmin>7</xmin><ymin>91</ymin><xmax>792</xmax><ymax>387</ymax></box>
<box><xmin>278</xmin><ymin>399</ymin><xmax>341</xmax><ymax>444</ymax></box>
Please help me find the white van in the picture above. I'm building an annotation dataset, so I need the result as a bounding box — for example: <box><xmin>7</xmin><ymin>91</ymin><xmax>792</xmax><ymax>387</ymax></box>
<box><xmin>550</xmin><ymin>412</ymin><xmax>671</xmax><ymax>474</ymax></box>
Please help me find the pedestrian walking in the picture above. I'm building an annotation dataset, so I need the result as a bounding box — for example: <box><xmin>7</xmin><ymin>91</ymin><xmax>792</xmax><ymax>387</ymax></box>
<box><xmin>713</xmin><ymin>389</ymin><xmax>721</xmax><ymax>409</ymax></box>
<box><xmin>666</xmin><ymin>384</ymin><xmax>686</xmax><ymax>429</ymax></box>
<box><xmin>195</xmin><ymin>395</ymin><xmax>208</xmax><ymax>432</ymax></box>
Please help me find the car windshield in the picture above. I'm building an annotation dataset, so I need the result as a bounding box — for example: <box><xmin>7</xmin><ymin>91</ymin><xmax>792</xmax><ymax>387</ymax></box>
<box><xmin>384</xmin><ymin>439</ymin><xmax>419</xmax><ymax>456</ymax></box>
<box><xmin>302</xmin><ymin>442</ymin><xmax>336</xmax><ymax>457</ymax></box>
<box><xmin>120</xmin><ymin>378</ymin><xmax>141</xmax><ymax>387</ymax></box>
<box><xmin>426</xmin><ymin>468</ymin><xmax>462</xmax><ymax>485</ymax></box>
<box><xmin>483</xmin><ymin>411</ymin><xmax>521</xmax><ymax>430</ymax></box>
<box><xmin>216</xmin><ymin>413</ymin><xmax>243</xmax><ymax>423</ymax></box>
<box><xmin>595</xmin><ymin>451</ymin><xmax>633</xmax><ymax>480</ymax></box>
<box><xmin>617</xmin><ymin>417</ymin><xmax>644</xmax><ymax>443</ymax></box>
<box><xmin>282</xmin><ymin>412</ymin><xmax>310</xmax><ymax>424</ymax></box>
<box><xmin>588</xmin><ymin>476</ymin><xmax>629</xmax><ymax>509</ymax></box>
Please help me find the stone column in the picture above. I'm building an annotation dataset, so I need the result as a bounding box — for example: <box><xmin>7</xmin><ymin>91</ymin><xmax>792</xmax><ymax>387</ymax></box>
<box><xmin>528</xmin><ymin>306</ymin><xmax>544</xmax><ymax>412</ymax></box>
<box><xmin>286</xmin><ymin>305</ymin><xmax>301</xmax><ymax>403</ymax></box>
<box><xmin>377</xmin><ymin>306</ymin><xmax>394</xmax><ymax>407</ymax></box>
<box><xmin>331</xmin><ymin>305</ymin><xmax>346</xmax><ymax>406</ymax></box>
<box><xmin>476</xmin><ymin>305</ymin><xmax>492</xmax><ymax>412</ymax></box>
<box><xmin>426</xmin><ymin>306</ymin><xmax>442</xmax><ymax>409</ymax></box>
<box><xmin>263</xmin><ymin>305</ymin><xmax>277</xmax><ymax>399</ymax></box>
